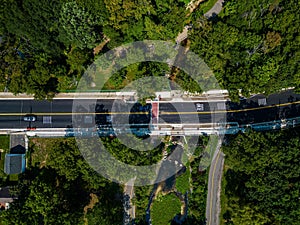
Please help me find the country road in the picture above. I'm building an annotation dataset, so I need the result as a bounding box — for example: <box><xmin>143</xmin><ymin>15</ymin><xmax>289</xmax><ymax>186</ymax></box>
<box><xmin>206</xmin><ymin>139</ymin><xmax>224</xmax><ymax>225</ymax></box>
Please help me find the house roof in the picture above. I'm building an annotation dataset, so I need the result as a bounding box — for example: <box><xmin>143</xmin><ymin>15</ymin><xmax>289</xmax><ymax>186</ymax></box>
<box><xmin>4</xmin><ymin>154</ymin><xmax>26</xmax><ymax>175</ymax></box>
<box><xmin>0</xmin><ymin>187</ymin><xmax>14</xmax><ymax>204</ymax></box>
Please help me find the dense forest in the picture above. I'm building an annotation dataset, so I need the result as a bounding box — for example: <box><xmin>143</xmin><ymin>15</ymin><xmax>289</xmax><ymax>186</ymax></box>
<box><xmin>0</xmin><ymin>135</ymin><xmax>213</xmax><ymax>224</ymax></box>
<box><xmin>190</xmin><ymin>0</ymin><xmax>300</xmax><ymax>100</ymax></box>
<box><xmin>222</xmin><ymin>128</ymin><xmax>300</xmax><ymax>224</ymax></box>
<box><xmin>0</xmin><ymin>0</ymin><xmax>299</xmax><ymax>99</ymax></box>
<box><xmin>0</xmin><ymin>138</ymin><xmax>124</xmax><ymax>225</ymax></box>
<box><xmin>0</xmin><ymin>0</ymin><xmax>187</xmax><ymax>98</ymax></box>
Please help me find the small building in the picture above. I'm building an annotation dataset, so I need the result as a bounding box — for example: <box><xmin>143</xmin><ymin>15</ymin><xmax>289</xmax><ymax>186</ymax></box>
<box><xmin>4</xmin><ymin>154</ymin><xmax>26</xmax><ymax>175</ymax></box>
<box><xmin>0</xmin><ymin>187</ymin><xmax>15</xmax><ymax>210</ymax></box>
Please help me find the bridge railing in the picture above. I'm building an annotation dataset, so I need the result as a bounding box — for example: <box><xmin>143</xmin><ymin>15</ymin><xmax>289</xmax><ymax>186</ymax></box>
<box><xmin>64</xmin><ymin>116</ymin><xmax>300</xmax><ymax>137</ymax></box>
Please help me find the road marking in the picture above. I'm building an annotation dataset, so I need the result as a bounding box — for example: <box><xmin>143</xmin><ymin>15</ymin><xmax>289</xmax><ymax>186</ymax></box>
<box><xmin>208</xmin><ymin>150</ymin><xmax>222</xmax><ymax>225</ymax></box>
<box><xmin>160</xmin><ymin>100</ymin><xmax>300</xmax><ymax>114</ymax></box>
<box><xmin>0</xmin><ymin>101</ymin><xmax>299</xmax><ymax>116</ymax></box>
<box><xmin>0</xmin><ymin>112</ymin><xmax>150</xmax><ymax>116</ymax></box>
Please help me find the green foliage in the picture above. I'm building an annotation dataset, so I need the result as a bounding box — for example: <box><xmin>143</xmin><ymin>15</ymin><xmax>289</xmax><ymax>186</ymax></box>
<box><xmin>1</xmin><ymin>168</ymin><xmax>88</xmax><ymax>225</ymax></box>
<box><xmin>0</xmin><ymin>135</ymin><xmax>10</xmax><ymax>184</ymax></box>
<box><xmin>187</xmin><ymin>154</ymin><xmax>208</xmax><ymax>223</ymax></box>
<box><xmin>151</xmin><ymin>193</ymin><xmax>181</xmax><ymax>225</ymax></box>
<box><xmin>176</xmin><ymin>163</ymin><xmax>190</xmax><ymax>194</ymax></box>
<box><xmin>104</xmin><ymin>62</ymin><xmax>170</xmax><ymax>91</ymax></box>
<box><xmin>3</xmin><ymin>0</ymin><xmax>64</xmax><ymax>55</ymax></box>
<box><xmin>222</xmin><ymin>128</ymin><xmax>300</xmax><ymax>224</ymax></box>
<box><xmin>85</xmin><ymin>183</ymin><xmax>123</xmax><ymax>225</ymax></box>
<box><xmin>0</xmin><ymin>0</ymin><xmax>102</xmax><ymax>97</ymax></box>
<box><xmin>0</xmin><ymin>135</ymin><xmax>9</xmax><ymax>152</ymax></box>
<box><xmin>1</xmin><ymin>0</ymin><xmax>299</xmax><ymax>98</ymax></box>
<box><xmin>58</xmin><ymin>1</ymin><xmax>103</xmax><ymax>49</ymax></box>
<box><xmin>0</xmin><ymin>138</ymin><xmax>123</xmax><ymax>224</ymax></box>
<box><xmin>102</xmin><ymin>136</ymin><xmax>164</xmax><ymax>166</ymax></box>
<box><xmin>190</xmin><ymin>0</ymin><xmax>300</xmax><ymax>99</ymax></box>
<box><xmin>198</xmin><ymin>0</ymin><xmax>219</xmax><ymax>14</ymax></box>
<box><xmin>175</xmin><ymin>70</ymin><xmax>203</xmax><ymax>94</ymax></box>
<box><xmin>133</xmin><ymin>185</ymin><xmax>153</xmax><ymax>224</ymax></box>
<box><xmin>0</xmin><ymin>0</ymin><xmax>190</xmax><ymax>97</ymax></box>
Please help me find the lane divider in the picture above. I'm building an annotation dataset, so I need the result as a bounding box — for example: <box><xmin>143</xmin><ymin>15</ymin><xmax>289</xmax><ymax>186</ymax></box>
<box><xmin>0</xmin><ymin>101</ymin><xmax>299</xmax><ymax>116</ymax></box>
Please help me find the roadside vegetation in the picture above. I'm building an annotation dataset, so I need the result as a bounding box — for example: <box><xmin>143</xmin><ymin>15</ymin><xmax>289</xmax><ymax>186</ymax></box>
<box><xmin>0</xmin><ymin>138</ymin><xmax>123</xmax><ymax>225</ymax></box>
<box><xmin>1</xmin><ymin>0</ymin><xmax>299</xmax><ymax>224</ymax></box>
<box><xmin>175</xmin><ymin>162</ymin><xmax>190</xmax><ymax>194</ymax></box>
<box><xmin>197</xmin><ymin>0</ymin><xmax>219</xmax><ymax>14</ymax></box>
<box><xmin>0</xmin><ymin>135</ymin><xmax>9</xmax><ymax>152</ymax></box>
<box><xmin>186</xmin><ymin>138</ymin><xmax>209</xmax><ymax>224</ymax></box>
<box><xmin>0</xmin><ymin>0</ymin><xmax>187</xmax><ymax>98</ymax></box>
<box><xmin>0</xmin><ymin>135</ymin><xmax>20</xmax><ymax>185</ymax></box>
<box><xmin>151</xmin><ymin>193</ymin><xmax>182</xmax><ymax>225</ymax></box>
<box><xmin>221</xmin><ymin>128</ymin><xmax>300</xmax><ymax>224</ymax></box>
<box><xmin>0</xmin><ymin>0</ymin><xmax>298</xmax><ymax>100</ymax></box>
<box><xmin>190</xmin><ymin>0</ymin><xmax>300</xmax><ymax>100</ymax></box>
<box><xmin>133</xmin><ymin>185</ymin><xmax>153</xmax><ymax>224</ymax></box>
<box><xmin>0</xmin><ymin>134</ymin><xmax>213</xmax><ymax>224</ymax></box>
<box><xmin>0</xmin><ymin>135</ymin><xmax>9</xmax><ymax>184</ymax></box>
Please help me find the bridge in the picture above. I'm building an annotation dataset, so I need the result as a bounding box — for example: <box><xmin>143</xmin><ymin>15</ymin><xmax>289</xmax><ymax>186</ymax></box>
<box><xmin>0</xmin><ymin>89</ymin><xmax>300</xmax><ymax>137</ymax></box>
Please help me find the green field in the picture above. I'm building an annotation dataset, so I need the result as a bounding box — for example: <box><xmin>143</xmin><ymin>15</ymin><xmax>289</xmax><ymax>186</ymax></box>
<box><xmin>151</xmin><ymin>193</ymin><xmax>182</xmax><ymax>225</ymax></box>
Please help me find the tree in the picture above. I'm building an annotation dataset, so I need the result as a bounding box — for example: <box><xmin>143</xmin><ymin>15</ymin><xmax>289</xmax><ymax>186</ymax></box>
<box><xmin>222</xmin><ymin>128</ymin><xmax>300</xmax><ymax>224</ymax></box>
<box><xmin>58</xmin><ymin>1</ymin><xmax>103</xmax><ymax>49</ymax></box>
<box><xmin>190</xmin><ymin>0</ymin><xmax>300</xmax><ymax>99</ymax></box>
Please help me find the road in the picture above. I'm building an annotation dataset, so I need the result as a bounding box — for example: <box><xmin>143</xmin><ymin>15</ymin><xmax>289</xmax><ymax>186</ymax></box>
<box><xmin>123</xmin><ymin>178</ymin><xmax>136</xmax><ymax>225</ymax></box>
<box><xmin>0</xmin><ymin>99</ymin><xmax>139</xmax><ymax>129</ymax></box>
<box><xmin>0</xmin><ymin>90</ymin><xmax>299</xmax><ymax>129</ymax></box>
<box><xmin>206</xmin><ymin>139</ymin><xmax>224</xmax><ymax>225</ymax></box>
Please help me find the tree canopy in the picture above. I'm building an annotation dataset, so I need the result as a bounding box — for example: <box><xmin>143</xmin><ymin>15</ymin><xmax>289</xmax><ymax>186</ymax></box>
<box><xmin>189</xmin><ymin>0</ymin><xmax>300</xmax><ymax>99</ymax></box>
<box><xmin>222</xmin><ymin>128</ymin><xmax>300</xmax><ymax>224</ymax></box>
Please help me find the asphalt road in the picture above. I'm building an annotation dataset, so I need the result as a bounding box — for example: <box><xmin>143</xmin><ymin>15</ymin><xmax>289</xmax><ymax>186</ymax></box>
<box><xmin>0</xmin><ymin>99</ymin><xmax>139</xmax><ymax>128</ymax></box>
<box><xmin>0</xmin><ymin>90</ymin><xmax>300</xmax><ymax>129</ymax></box>
<box><xmin>206</xmin><ymin>140</ymin><xmax>224</xmax><ymax>225</ymax></box>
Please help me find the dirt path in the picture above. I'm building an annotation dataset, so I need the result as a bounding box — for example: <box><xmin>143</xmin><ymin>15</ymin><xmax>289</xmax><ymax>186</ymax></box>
<box><xmin>93</xmin><ymin>35</ymin><xmax>110</xmax><ymax>55</ymax></box>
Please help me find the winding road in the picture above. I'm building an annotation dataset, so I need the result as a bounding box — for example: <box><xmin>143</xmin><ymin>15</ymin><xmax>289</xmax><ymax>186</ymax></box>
<box><xmin>206</xmin><ymin>138</ymin><xmax>224</xmax><ymax>225</ymax></box>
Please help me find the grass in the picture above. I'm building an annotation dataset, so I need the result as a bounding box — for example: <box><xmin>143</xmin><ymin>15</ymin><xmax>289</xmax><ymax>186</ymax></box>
<box><xmin>0</xmin><ymin>135</ymin><xmax>10</xmax><ymax>152</ymax></box>
<box><xmin>151</xmin><ymin>193</ymin><xmax>181</xmax><ymax>225</ymax></box>
<box><xmin>0</xmin><ymin>153</ymin><xmax>5</xmax><ymax>171</ymax></box>
<box><xmin>0</xmin><ymin>135</ymin><xmax>10</xmax><ymax>179</ymax></box>
<box><xmin>180</xmin><ymin>0</ymin><xmax>190</xmax><ymax>5</ymax></box>
<box><xmin>9</xmin><ymin>174</ymin><xmax>19</xmax><ymax>181</ymax></box>
<box><xmin>176</xmin><ymin>163</ymin><xmax>190</xmax><ymax>194</ymax></box>
<box><xmin>200</xmin><ymin>135</ymin><xmax>218</xmax><ymax>170</ymax></box>
<box><xmin>29</xmin><ymin>137</ymin><xmax>67</xmax><ymax>167</ymax></box>
<box><xmin>0</xmin><ymin>152</ymin><xmax>7</xmax><ymax>179</ymax></box>
<box><xmin>220</xmin><ymin>163</ymin><xmax>229</xmax><ymax>225</ymax></box>
<box><xmin>199</xmin><ymin>0</ymin><xmax>219</xmax><ymax>14</ymax></box>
